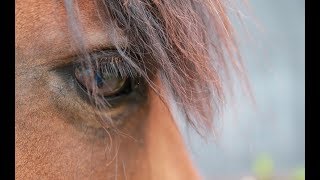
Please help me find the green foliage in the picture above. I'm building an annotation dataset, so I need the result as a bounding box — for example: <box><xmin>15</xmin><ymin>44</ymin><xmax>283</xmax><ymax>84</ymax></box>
<box><xmin>292</xmin><ymin>167</ymin><xmax>305</xmax><ymax>180</ymax></box>
<box><xmin>253</xmin><ymin>153</ymin><xmax>274</xmax><ymax>180</ymax></box>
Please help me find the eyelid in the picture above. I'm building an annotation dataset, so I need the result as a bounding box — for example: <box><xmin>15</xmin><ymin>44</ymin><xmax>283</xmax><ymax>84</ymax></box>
<box><xmin>42</xmin><ymin>46</ymin><xmax>124</xmax><ymax>70</ymax></box>
<box><xmin>47</xmin><ymin>51</ymin><xmax>102</xmax><ymax>85</ymax></box>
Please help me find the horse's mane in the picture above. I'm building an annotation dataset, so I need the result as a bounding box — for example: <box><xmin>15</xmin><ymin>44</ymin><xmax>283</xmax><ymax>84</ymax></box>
<box><xmin>64</xmin><ymin>0</ymin><xmax>250</xmax><ymax>137</ymax></box>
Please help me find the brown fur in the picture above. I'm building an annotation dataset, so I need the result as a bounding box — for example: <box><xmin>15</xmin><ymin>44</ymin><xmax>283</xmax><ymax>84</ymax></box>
<box><xmin>16</xmin><ymin>0</ymin><xmax>247</xmax><ymax>179</ymax></box>
<box><xmin>16</xmin><ymin>0</ymin><xmax>200</xmax><ymax>179</ymax></box>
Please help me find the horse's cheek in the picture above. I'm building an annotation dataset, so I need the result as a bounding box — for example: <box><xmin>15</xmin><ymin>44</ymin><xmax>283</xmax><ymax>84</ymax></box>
<box><xmin>142</xmin><ymin>84</ymin><xmax>201</xmax><ymax>180</ymax></box>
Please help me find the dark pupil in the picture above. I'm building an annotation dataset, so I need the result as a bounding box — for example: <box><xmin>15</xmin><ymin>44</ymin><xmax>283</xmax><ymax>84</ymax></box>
<box><xmin>75</xmin><ymin>66</ymin><xmax>129</xmax><ymax>97</ymax></box>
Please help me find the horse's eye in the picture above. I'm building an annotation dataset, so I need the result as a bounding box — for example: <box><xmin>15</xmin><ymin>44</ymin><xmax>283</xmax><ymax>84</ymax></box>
<box><xmin>50</xmin><ymin>52</ymin><xmax>148</xmax><ymax>127</ymax></box>
<box><xmin>74</xmin><ymin>66</ymin><xmax>131</xmax><ymax>99</ymax></box>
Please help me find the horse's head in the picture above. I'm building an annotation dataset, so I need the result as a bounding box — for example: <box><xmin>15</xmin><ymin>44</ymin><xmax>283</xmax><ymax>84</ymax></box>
<box><xmin>16</xmin><ymin>0</ymin><xmax>246</xmax><ymax>179</ymax></box>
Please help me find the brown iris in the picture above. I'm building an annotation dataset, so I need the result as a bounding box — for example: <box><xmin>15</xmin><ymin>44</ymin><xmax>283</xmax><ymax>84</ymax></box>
<box><xmin>74</xmin><ymin>66</ymin><xmax>129</xmax><ymax>97</ymax></box>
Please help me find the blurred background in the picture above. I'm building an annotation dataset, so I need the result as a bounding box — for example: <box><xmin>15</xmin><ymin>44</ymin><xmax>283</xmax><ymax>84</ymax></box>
<box><xmin>180</xmin><ymin>0</ymin><xmax>305</xmax><ymax>179</ymax></box>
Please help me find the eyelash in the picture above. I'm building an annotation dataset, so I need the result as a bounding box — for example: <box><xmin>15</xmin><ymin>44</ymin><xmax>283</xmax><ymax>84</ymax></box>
<box><xmin>98</xmin><ymin>56</ymin><xmax>139</xmax><ymax>78</ymax></box>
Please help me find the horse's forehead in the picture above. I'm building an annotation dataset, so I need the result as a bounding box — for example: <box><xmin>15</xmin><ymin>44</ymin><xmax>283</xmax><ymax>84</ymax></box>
<box><xmin>15</xmin><ymin>0</ymin><xmax>124</xmax><ymax>65</ymax></box>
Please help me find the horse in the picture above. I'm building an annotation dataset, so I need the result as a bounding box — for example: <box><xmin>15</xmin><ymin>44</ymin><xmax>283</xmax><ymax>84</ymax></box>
<box><xmin>16</xmin><ymin>0</ymin><xmax>248</xmax><ymax>179</ymax></box>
